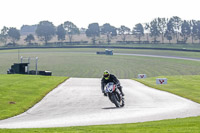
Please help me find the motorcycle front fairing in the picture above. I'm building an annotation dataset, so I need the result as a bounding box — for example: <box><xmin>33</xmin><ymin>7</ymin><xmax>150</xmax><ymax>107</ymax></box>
<box><xmin>105</xmin><ymin>82</ymin><xmax>116</xmax><ymax>93</ymax></box>
<box><xmin>105</xmin><ymin>82</ymin><xmax>120</xmax><ymax>103</ymax></box>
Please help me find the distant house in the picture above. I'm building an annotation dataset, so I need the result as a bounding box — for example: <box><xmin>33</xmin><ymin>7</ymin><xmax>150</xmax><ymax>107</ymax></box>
<box><xmin>80</xmin><ymin>28</ymin><xmax>86</xmax><ymax>34</ymax></box>
<box><xmin>20</xmin><ymin>25</ymin><xmax>37</xmax><ymax>35</ymax></box>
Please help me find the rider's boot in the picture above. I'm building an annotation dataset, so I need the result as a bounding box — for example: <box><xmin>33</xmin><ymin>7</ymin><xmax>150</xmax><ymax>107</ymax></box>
<box><xmin>118</xmin><ymin>86</ymin><xmax>125</xmax><ymax>96</ymax></box>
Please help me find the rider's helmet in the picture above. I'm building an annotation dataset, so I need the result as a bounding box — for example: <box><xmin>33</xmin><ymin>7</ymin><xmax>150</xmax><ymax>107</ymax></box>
<box><xmin>103</xmin><ymin>70</ymin><xmax>110</xmax><ymax>80</ymax></box>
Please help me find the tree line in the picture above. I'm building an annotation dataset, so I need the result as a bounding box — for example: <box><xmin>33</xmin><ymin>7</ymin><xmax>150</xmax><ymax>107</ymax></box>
<box><xmin>1</xmin><ymin>16</ymin><xmax>200</xmax><ymax>46</ymax></box>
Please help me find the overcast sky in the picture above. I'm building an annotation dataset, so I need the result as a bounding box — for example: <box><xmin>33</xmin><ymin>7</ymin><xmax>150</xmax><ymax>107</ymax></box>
<box><xmin>0</xmin><ymin>0</ymin><xmax>199</xmax><ymax>30</ymax></box>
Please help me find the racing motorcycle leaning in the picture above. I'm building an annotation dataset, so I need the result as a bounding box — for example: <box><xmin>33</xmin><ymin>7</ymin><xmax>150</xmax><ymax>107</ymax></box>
<box><xmin>104</xmin><ymin>82</ymin><xmax>124</xmax><ymax>107</ymax></box>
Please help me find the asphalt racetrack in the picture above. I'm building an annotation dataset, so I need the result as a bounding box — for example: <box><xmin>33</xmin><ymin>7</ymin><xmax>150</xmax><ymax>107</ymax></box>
<box><xmin>0</xmin><ymin>78</ymin><xmax>200</xmax><ymax>129</ymax></box>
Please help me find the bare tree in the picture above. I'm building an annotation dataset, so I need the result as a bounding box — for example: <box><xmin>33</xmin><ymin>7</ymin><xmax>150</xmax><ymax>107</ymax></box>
<box><xmin>117</xmin><ymin>25</ymin><xmax>131</xmax><ymax>42</ymax></box>
<box><xmin>64</xmin><ymin>21</ymin><xmax>79</xmax><ymax>43</ymax></box>
<box><xmin>157</xmin><ymin>18</ymin><xmax>168</xmax><ymax>43</ymax></box>
<box><xmin>170</xmin><ymin>16</ymin><xmax>182</xmax><ymax>42</ymax></box>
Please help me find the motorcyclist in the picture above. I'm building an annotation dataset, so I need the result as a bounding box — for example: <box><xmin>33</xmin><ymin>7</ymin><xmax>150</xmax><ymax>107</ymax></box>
<box><xmin>101</xmin><ymin>70</ymin><xmax>124</xmax><ymax>96</ymax></box>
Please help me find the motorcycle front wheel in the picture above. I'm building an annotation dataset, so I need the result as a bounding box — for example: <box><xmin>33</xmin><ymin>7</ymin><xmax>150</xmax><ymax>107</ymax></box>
<box><xmin>110</xmin><ymin>93</ymin><xmax>121</xmax><ymax>107</ymax></box>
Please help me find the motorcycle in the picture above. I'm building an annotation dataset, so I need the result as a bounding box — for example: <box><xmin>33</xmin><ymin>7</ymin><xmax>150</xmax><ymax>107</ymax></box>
<box><xmin>104</xmin><ymin>82</ymin><xmax>124</xmax><ymax>107</ymax></box>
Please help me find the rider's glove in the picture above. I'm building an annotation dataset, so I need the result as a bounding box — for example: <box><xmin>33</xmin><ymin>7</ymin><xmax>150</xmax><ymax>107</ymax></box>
<box><xmin>102</xmin><ymin>90</ymin><xmax>107</xmax><ymax>96</ymax></box>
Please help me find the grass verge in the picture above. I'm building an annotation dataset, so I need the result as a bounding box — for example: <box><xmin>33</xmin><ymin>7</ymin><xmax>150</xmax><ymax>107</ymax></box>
<box><xmin>0</xmin><ymin>75</ymin><xmax>200</xmax><ymax>132</ymax></box>
<box><xmin>0</xmin><ymin>74</ymin><xmax>67</xmax><ymax>120</ymax></box>
<box><xmin>134</xmin><ymin>75</ymin><xmax>200</xmax><ymax>103</ymax></box>
<box><xmin>1</xmin><ymin>116</ymin><xmax>200</xmax><ymax>133</ymax></box>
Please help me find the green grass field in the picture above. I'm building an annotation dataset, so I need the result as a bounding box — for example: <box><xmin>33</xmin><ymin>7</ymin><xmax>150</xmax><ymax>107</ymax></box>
<box><xmin>1</xmin><ymin>48</ymin><xmax>200</xmax><ymax>78</ymax></box>
<box><xmin>135</xmin><ymin>75</ymin><xmax>200</xmax><ymax>103</ymax></box>
<box><xmin>0</xmin><ymin>74</ymin><xmax>67</xmax><ymax>120</ymax></box>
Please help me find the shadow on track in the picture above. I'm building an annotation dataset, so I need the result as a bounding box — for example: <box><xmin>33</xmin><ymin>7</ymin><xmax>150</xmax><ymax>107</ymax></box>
<box><xmin>102</xmin><ymin>107</ymin><xmax>122</xmax><ymax>109</ymax></box>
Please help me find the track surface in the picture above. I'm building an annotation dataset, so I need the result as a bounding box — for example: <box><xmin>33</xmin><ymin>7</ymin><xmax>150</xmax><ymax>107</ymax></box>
<box><xmin>0</xmin><ymin>78</ymin><xmax>200</xmax><ymax>129</ymax></box>
<box><xmin>115</xmin><ymin>53</ymin><xmax>200</xmax><ymax>61</ymax></box>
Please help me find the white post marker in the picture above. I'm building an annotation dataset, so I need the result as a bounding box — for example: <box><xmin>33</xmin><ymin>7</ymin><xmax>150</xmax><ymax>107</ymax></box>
<box><xmin>36</xmin><ymin>57</ymin><xmax>38</xmax><ymax>75</ymax></box>
<box><xmin>156</xmin><ymin>78</ymin><xmax>167</xmax><ymax>84</ymax></box>
<box><xmin>20</xmin><ymin>56</ymin><xmax>39</xmax><ymax>75</ymax></box>
<box><xmin>138</xmin><ymin>74</ymin><xmax>147</xmax><ymax>79</ymax></box>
